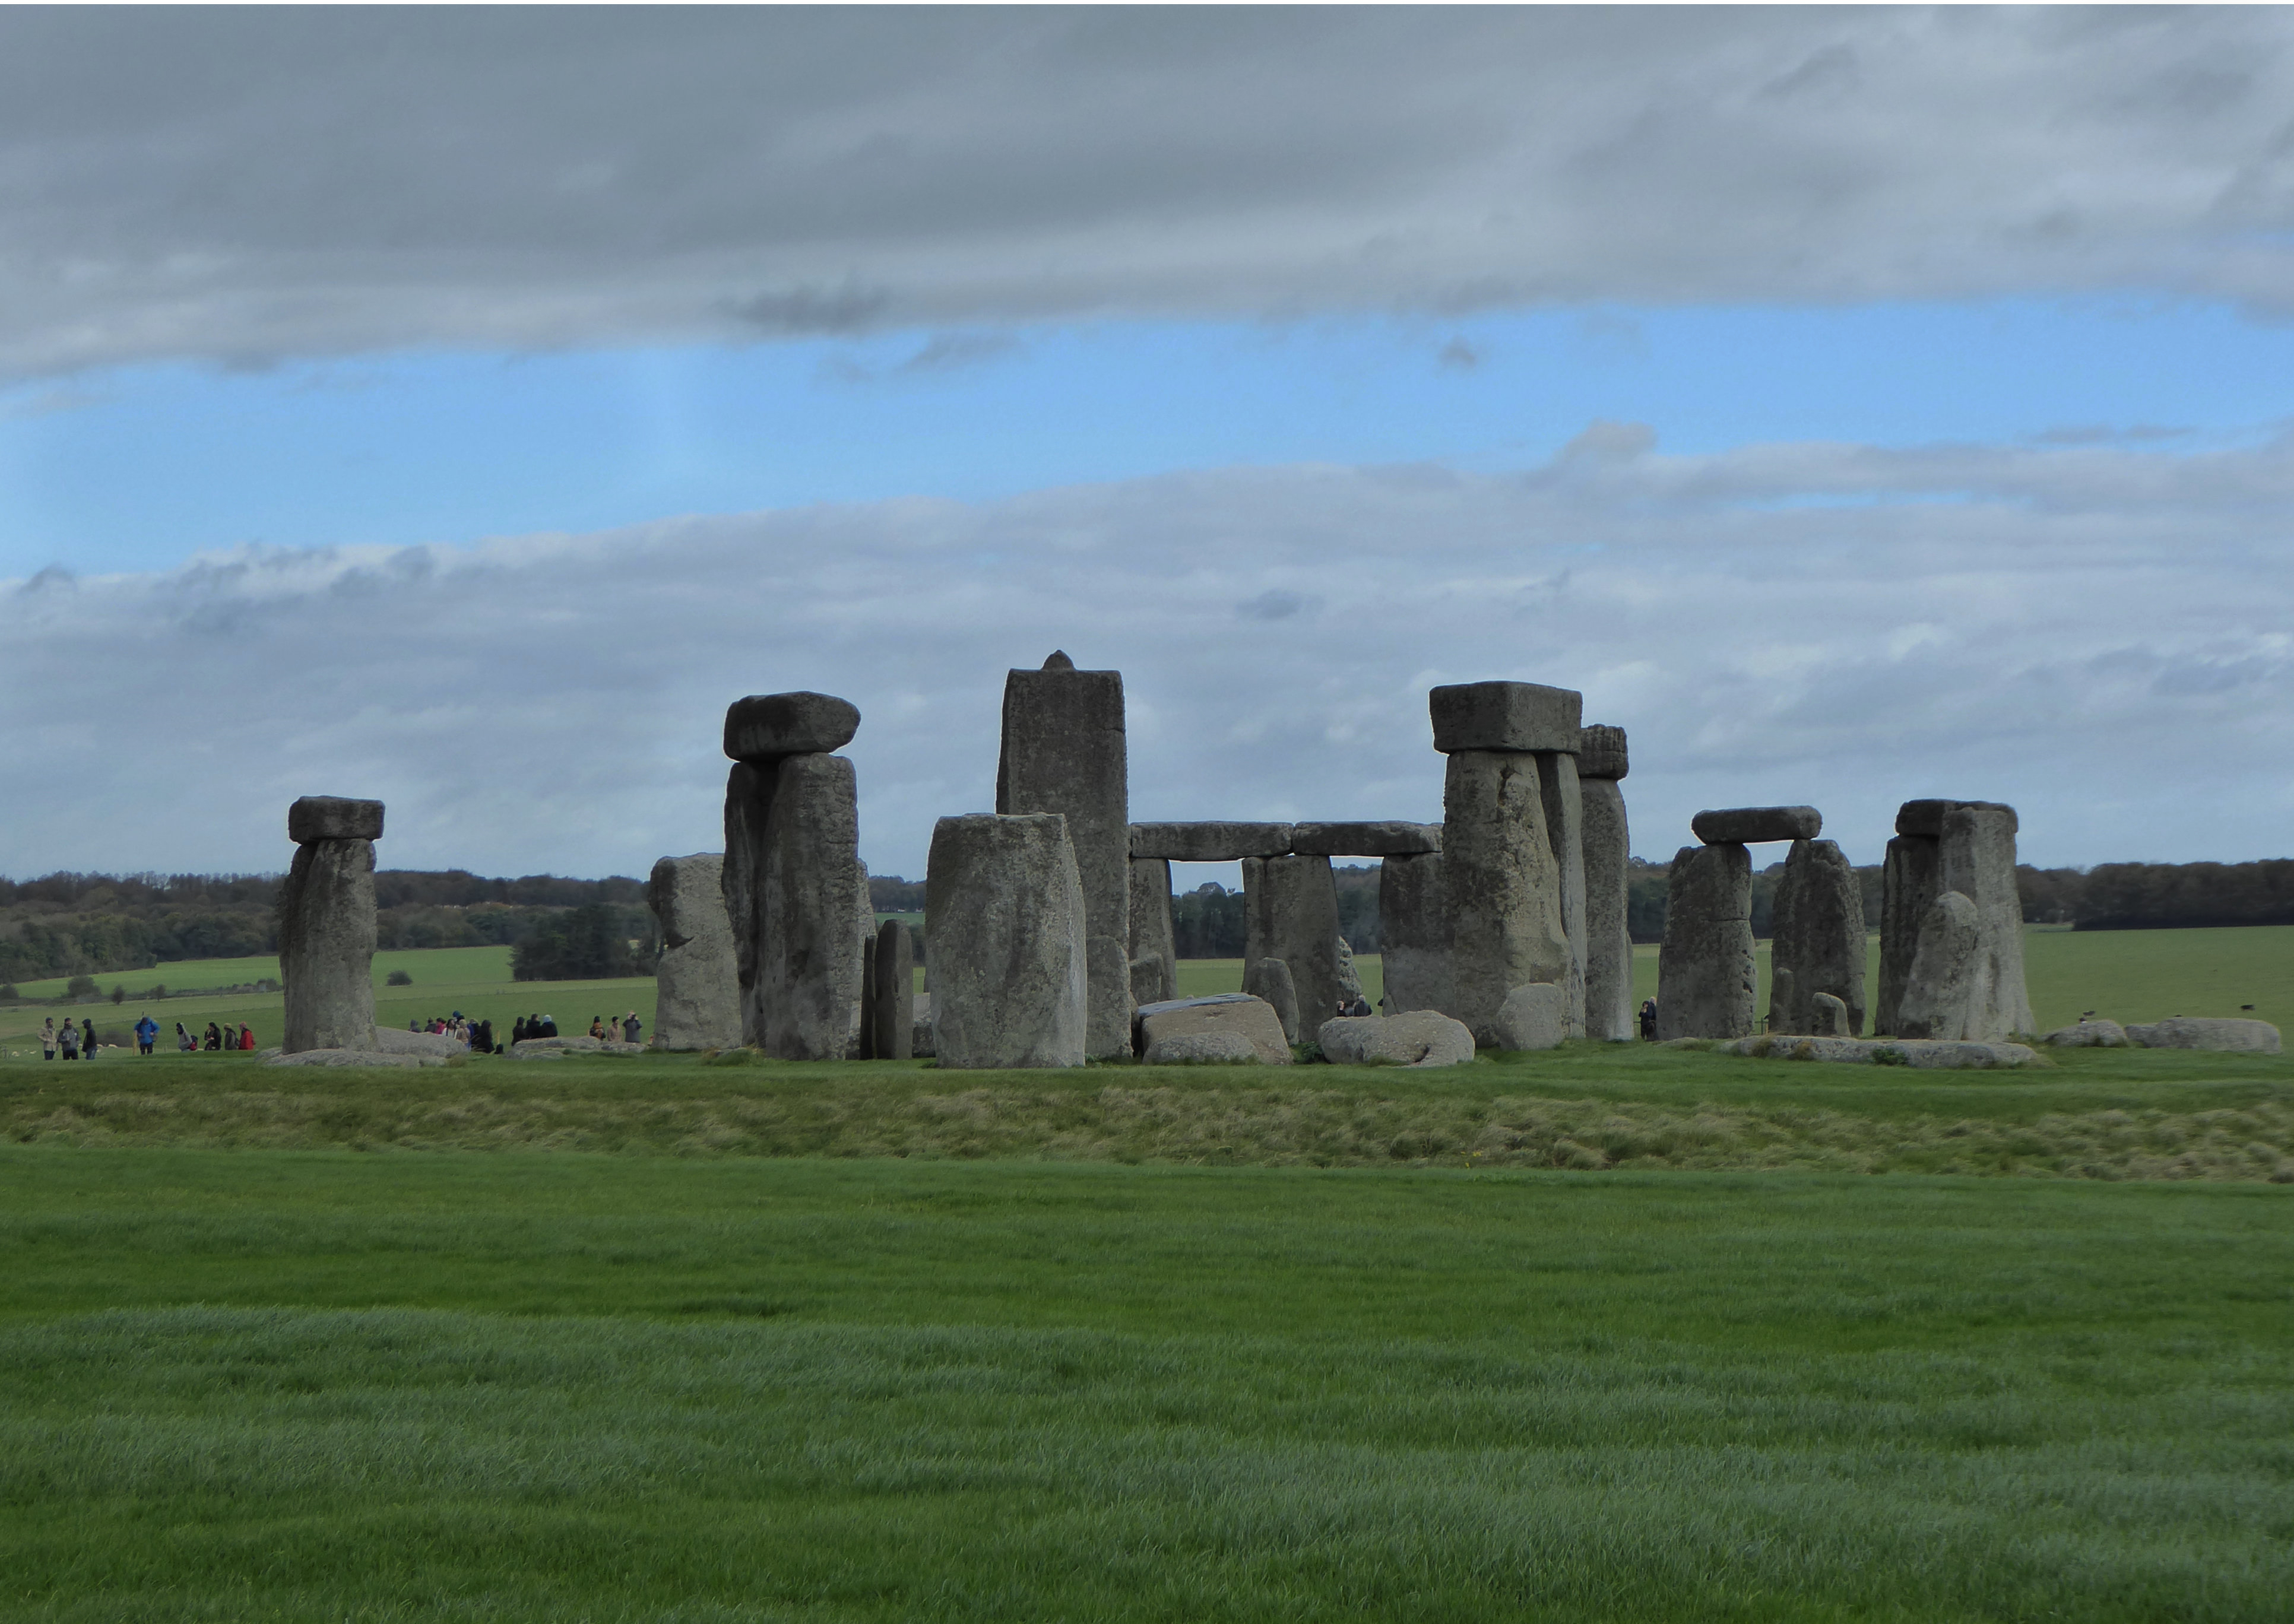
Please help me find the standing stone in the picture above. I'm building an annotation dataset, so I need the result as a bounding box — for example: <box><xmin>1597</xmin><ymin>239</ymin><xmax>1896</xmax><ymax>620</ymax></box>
<box><xmin>850</xmin><ymin>858</ymin><xmax>876</xmax><ymax>1058</ymax></box>
<box><xmin>1938</xmin><ymin>804</ymin><xmax>2035</xmax><ymax>1039</ymax></box>
<box><xmin>999</xmin><ymin>652</ymin><xmax>1130</xmax><ymax>1057</ymax></box>
<box><xmin>1495</xmin><ymin>982</ymin><xmax>1565</xmax><ymax>1051</ymax></box>
<box><xmin>1766</xmin><ymin>838</ymin><xmax>1867</xmax><ymax>1036</ymax></box>
<box><xmin>1244</xmin><ymin>956</ymin><xmax>1301</xmax><ymax>1043</ymax></box>
<box><xmin>1878</xmin><ymin>800</ymin><xmax>2023</xmax><ymax>1037</ymax></box>
<box><xmin>721</xmin><ymin>760</ymin><xmax>775</xmax><ymax>1022</ymax></box>
<box><xmin>1810</xmin><ymin>993</ymin><xmax>1849</xmax><ymax>1036</ymax></box>
<box><xmin>752</xmin><ymin>752</ymin><xmax>865</xmax><ymax>1060</ymax></box>
<box><xmin>1875</xmin><ymin>832</ymin><xmax>1941</xmax><ymax>1036</ymax></box>
<box><xmin>648</xmin><ymin>853</ymin><xmax>741</xmax><ymax>1051</ymax></box>
<box><xmin>1379</xmin><ymin>852</ymin><xmax>1450</xmax><ymax>1014</ymax></box>
<box><xmin>926</xmin><ymin>813</ymin><xmax>1088</xmax><ymax>1069</ymax></box>
<box><xmin>1534</xmin><ymin>748</ymin><xmax>1586</xmax><ymax>1038</ymax></box>
<box><xmin>1241</xmin><ymin>854</ymin><xmax>1348</xmax><ymax>1027</ymax></box>
<box><xmin>1442</xmin><ymin>750</ymin><xmax>1569</xmax><ymax>1046</ymax></box>
<box><xmin>1894</xmin><ymin>891</ymin><xmax>1984</xmax><ymax>1041</ymax></box>
<box><xmin>1577</xmin><ymin>725</ymin><xmax>1633</xmax><ymax>1042</ymax></box>
<box><xmin>1333</xmin><ymin>935</ymin><xmax>1364</xmax><ymax>1007</ymax></box>
<box><xmin>872</xmin><ymin>917</ymin><xmax>914</xmax><ymax>1061</ymax></box>
<box><xmin>1127</xmin><ymin>858</ymin><xmax>1180</xmax><ymax>1005</ymax></box>
<box><xmin>278</xmin><ymin>797</ymin><xmax>382</xmax><ymax>1054</ymax></box>
<box><xmin>1655</xmin><ymin>843</ymin><xmax>1754</xmax><ymax>1040</ymax></box>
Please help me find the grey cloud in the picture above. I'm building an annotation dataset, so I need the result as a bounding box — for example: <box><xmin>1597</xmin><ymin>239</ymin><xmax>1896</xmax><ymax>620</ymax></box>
<box><xmin>4</xmin><ymin>9</ymin><xmax>2294</xmax><ymax>378</ymax></box>
<box><xmin>6</xmin><ymin>427</ymin><xmax>2293</xmax><ymax>881</ymax></box>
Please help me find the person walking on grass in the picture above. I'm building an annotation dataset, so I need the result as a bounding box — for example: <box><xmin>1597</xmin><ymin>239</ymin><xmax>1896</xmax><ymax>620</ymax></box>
<box><xmin>176</xmin><ymin>1022</ymin><xmax>195</xmax><ymax>1053</ymax></box>
<box><xmin>40</xmin><ymin>1018</ymin><xmax>56</xmax><ymax>1060</ymax></box>
<box><xmin>135</xmin><ymin>1014</ymin><xmax>158</xmax><ymax>1056</ymax></box>
<box><xmin>81</xmin><ymin>1018</ymin><xmax>97</xmax><ymax>1058</ymax></box>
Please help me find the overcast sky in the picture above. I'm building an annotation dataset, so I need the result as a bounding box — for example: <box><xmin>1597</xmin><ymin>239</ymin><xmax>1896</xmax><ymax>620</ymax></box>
<box><xmin>4</xmin><ymin>7</ymin><xmax>2292</xmax><ymax>880</ymax></box>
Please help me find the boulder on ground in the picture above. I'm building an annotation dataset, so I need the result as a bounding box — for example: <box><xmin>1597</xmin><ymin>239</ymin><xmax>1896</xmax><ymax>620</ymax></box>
<box><xmin>1287</xmin><ymin>821</ymin><xmax>1440</xmax><ymax>857</ymax></box>
<box><xmin>509</xmin><ymin>1035</ymin><xmax>642</xmax><ymax>1058</ymax></box>
<box><xmin>1716</xmin><ymin>1035</ymin><xmax>2041</xmax><ymax>1069</ymax></box>
<box><xmin>374</xmin><ymin>1026</ymin><xmax>464</xmax><ymax>1058</ymax></box>
<box><xmin>1136</xmin><ymin>994</ymin><xmax>1292</xmax><ymax>1065</ymax></box>
<box><xmin>1495</xmin><ymin>983</ymin><xmax>1565</xmax><ymax>1051</ymax></box>
<box><xmin>1690</xmin><ymin>805</ymin><xmax>1821</xmax><ymax>844</ymax></box>
<box><xmin>287</xmin><ymin>796</ymin><xmax>385</xmax><ymax>843</ymax></box>
<box><xmin>265</xmin><ymin>1048</ymin><xmax>437</xmax><ymax>1069</ymax></box>
<box><xmin>722</xmin><ymin>691</ymin><xmax>860</xmax><ymax>761</ymax></box>
<box><xmin>1129</xmin><ymin>821</ymin><xmax>1295</xmax><ymax>861</ymax></box>
<box><xmin>1143</xmin><ymin>1030</ymin><xmax>1262</xmax><ymax>1065</ymax></box>
<box><xmin>2125</xmin><ymin>1017</ymin><xmax>2281</xmax><ymax>1054</ymax></box>
<box><xmin>1317</xmin><ymin>1010</ymin><xmax>1475</xmax><ymax>1068</ymax></box>
<box><xmin>1243</xmin><ymin>956</ymin><xmax>1301</xmax><ymax>1043</ymax></box>
<box><xmin>2043</xmin><ymin>1019</ymin><xmax>2128</xmax><ymax>1048</ymax></box>
<box><xmin>1428</xmin><ymin>681</ymin><xmax>1582</xmax><ymax>754</ymax></box>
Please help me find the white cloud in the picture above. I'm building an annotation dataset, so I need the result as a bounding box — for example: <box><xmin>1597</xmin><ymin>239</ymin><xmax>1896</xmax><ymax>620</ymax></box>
<box><xmin>6</xmin><ymin>429</ymin><xmax>2291</xmax><ymax>880</ymax></box>
<box><xmin>2</xmin><ymin>9</ymin><xmax>2293</xmax><ymax>377</ymax></box>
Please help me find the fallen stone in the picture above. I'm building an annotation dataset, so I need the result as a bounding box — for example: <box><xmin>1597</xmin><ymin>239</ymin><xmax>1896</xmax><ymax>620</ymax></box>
<box><xmin>1715</xmin><ymin>1035</ymin><xmax>2041</xmax><ymax>1069</ymax></box>
<box><xmin>1143</xmin><ymin>1030</ymin><xmax>1263</xmax><ymax>1065</ymax></box>
<box><xmin>1767</xmin><ymin>838</ymin><xmax>1867</xmax><ymax>1036</ymax></box>
<box><xmin>872</xmin><ymin>918</ymin><xmax>914</xmax><ymax>1061</ymax></box>
<box><xmin>1000</xmin><ymin>654</ymin><xmax>1131</xmax><ymax>1057</ymax></box>
<box><xmin>1575</xmin><ymin>724</ymin><xmax>1628</xmax><ymax>781</ymax></box>
<box><xmin>1579</xmin><ymin>774</ymin><xmax>1634</xmax><ymax>1042</ymax></box>
<box><xmin>288</xmin><ymin>796</ymin><xmax>385</xmax><ymax>843</ymax></box>
<box><xmin>1126</xmin><ymin>858</ymin><xmax>1179</xmax><ymax>1005</ymax></box>
<box><xmin>649</xmin><ymin>852</ymin><xmax>742</xmax><ymax>1052</ymax></box>
<box><xmin>1428</xmin><ymin>681</ymin><xmax>1583</xmax><ymax>754</ymax></box>
<box><xmin>1316</xmin><ymin>1010</ymin><xmax>1476</xmax><ymax>1068</ymax></box>
<box><xmin>2125</xmin><ymin>1017</ymin><xmax>2282</xmax><ymax>1054</ymax></box>
<box><xmin>511</xmin><ymin>1035</ymin><xmax>645</xmax><ymax>1058</ymax></box>
<box><xmin>1810</xmin><ymin>993</ymin><xmax>1849</xmax><ymax>1037</ymax></box>
<box><xmin>1894</xmin><ymin>890</ymin><xmax>1984</xmax><ymax>1041</ymax></box>
<box><xmin>1136</xmin><ymin>994</ymin><xmax>1292</xmax><ymax>1066</ymax></box>
<box><xmin>1443</xmin><ymin>750</ymin><xmax>1570</xmax><ymax>1045</ymax></box>
<box><xmin>1128</xmin><ymin>821</ymin><xmax>1294</xmax><ymax>861</ymax></box>
<box><xmin>1378</xmin><ymin>851</ymin><xmax>1450</xmax><ymax>1016</ymax></box>
<box><xmin>1287</xmin><ymin>821</ymin><xmax>1440</xmax><ymax>857</ymax></box>
<box><xmin>722</xmin><ymin>691</ymin><xmax>860</xmax><ymax>762</ymax></box>
<box><xmin>1655</xmin><ymin>842</ymin><xmax>1754</xmax><ymax>1040</ymax></box>
<box><xmin>374</xmin><ymin>1026</ymin><xmax>464</xmax><ymax>1058</ymax></box>
<box><xmin>266</xmin><ymin>1048</ymin><xmax>438</xmax><ymax>1069</ymax></box>
<box><xmin>1690</xmin><ymin>805</ymin><xmax>1821</xmax><ymax>844</ymax></box>
<box><xmin>2045</xmin><ymin>1019</ymin><xmax>2128</xmax><ymax>1048</ymax></box>
<box><xmin>1495</xmin><ymin>983</ymin><xmax>1564</xmax><ymax>1051</ymax></box>
<box><xmin>1244</xmin><ymin>956</ymin><xmax>1301</xmax><ymax>1042</ymax></box>
<box><xmin>1242</xmin><ymin>854</ymin><xmax>1349</xmax><ymax>1028</ymax></box>
<box><xmin>279</xmin><ymin>827</ymin><xmax>379</xmax><ymax>1054</ymax></box>
<box><xmin>1896</xmin><ymin>798</ymin><xmax>2019</xmax><ymax>838</ymax></box>
<box><xmin>926</xmin><ymin>812</ymin><xmax>1089</xmax><ymax>1070</ymax></box>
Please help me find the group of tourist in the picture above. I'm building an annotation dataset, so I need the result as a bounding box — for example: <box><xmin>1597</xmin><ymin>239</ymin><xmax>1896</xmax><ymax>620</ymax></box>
<box><xmin>37</xmin><ymin>1016</ymin><xmax>253</xmax><ymax>1058</ymax></box>
<box><xmin>37</xmin><ymin>1017</ymin><xmax>98</xmax><ymax>1060</ymax></box>
<box><xmin>588</xmin><ymin>1012</ymin><xmax>644</xmax><ymax>1043</ymax></box>
<box><xmin>411</xmin><ymin>1013</ymin><xmax>497</xmax><ymax>1053</ymax></box>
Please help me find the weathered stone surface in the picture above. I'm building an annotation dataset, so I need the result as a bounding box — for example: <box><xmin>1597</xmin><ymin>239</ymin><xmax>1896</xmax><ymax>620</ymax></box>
<box><xmin>911</xmin><ymin>992</ymin><xmax>934</xmax><ymax>1058</ymax></box>
<box><xmin>1495</xmin><ymin>983</ymin><xmax>1564</xmax><ymax>1051</ymax></box>
<box><xmin>1429</xmin><ymin>682</ymin><xmax>1583</xmax><ymax>754</ymax></box>
<box><xmin>1894</xmin><ymin>890</ymin><xmax>1984</xmax><ymax>1041</ymax></box>
<box><xmin>288</xmin><ymin>796</ymin><xmax>385</xmax><ymax>843</ymax></box>
<box><xmin>733</xmin><ymin>753</ymin><xmax>866</xmax><ymax>1060</ymax></box>
<box><xmin>721</xmin><ymin>760</ymin><xmax>773</xmax><ymax>1006</ymax></box>
<box><xmin>1334</xmin><ymin>936</ymin><xmax>1364</xmax><ymax>1007</ymax></box>
<box><xmin>1379</xmin><ymin>852</ymin><xmax>1450</xmax><ymax>1016</ymax></box>
<box><xmin>1244</xmin><ymin>956</ymin><xmax>1301</xmax><ymax>1042</ymax></box>
<box><xmin>1000</xmin><ymin>654</ymin><xmax>1130</xmax><ymax>1057</ymax></box>
<box><xmin>1896</xmin><ymin>798</ymin><xmax>2019</xmax><ymax>838</ymax></box>
<box><xmin>1128</xmin><ymin>821</ymin><xmax>1294</xmax><ymax>861</ymax></box>
<box><xmin>2045</xmin><ymin>1019</ymin><xmax>2128</xmax><ymax>1048</ymax></box>
<box><xmin>872</xmin><ymin>918</ymin><xmax>914</xmax><ymax>1061</ymax></box>
<box><xmin>927</xmin><ymin>813</ymin><xmax>1088</xmax><ymax>1069</ymax></box>
<box><xmin>1810</xmin><ymin>993</ymin><xmax>1849</xmax><ymax>1036</ymax></box>
<box><xmin>1288</xmin><ymin>821</ymin><xmax>1440</xmax><ymax>857</ymax></box>
<box><xmin>1536</xmin><ymin>750</ymin><xmax>1586</xmax><ymax>1038</ymax></box>
<box><xmin>1690</xmin><ymin>805</ymin><xmax>1821</xmax><ymax>845</ymax></box>
<box><xmin>266</xmin><ymin>1048</ymin><xmax>435</xmax><ymax>1069</ymax></box>
<box><xmin>1144</xmin><ymin>1030</ymin><xmax>1262</xmax><ymax>1065</ymax></box>
<box><xmin>850</xmin><ymin>859</ymin><xmax>877</xmax><ymax>1059</ymax></box>
<box><xmin>723</xmin><ymin>691</ymin><xmax>860</xmax><ymax>762</ymax></box>
<box><xmin>1126</xmin><ymin>858</ymin><xmax>1179</xmax><ymax>1005</ymax></box>
<box><xmin>374</xmin><ymin>1026</ymin><xmax>463</xmax><ymax>1058</ymax></box>
<box><xmin>1242</xmin><ymin>854</ymin><xmax>1349</xmax><ymax>1027</ymax></box>
<box><xmin>1875</xmin><ymin>833</ymin><xmax>1940</xmax><ymax>1036</ymax></box>
<box><xmin>1655</xmin><ymin>843</ymin><xmax>1754</xmax><ymax>1041</ymax></box>
<box><xmin>1580</xmin><ymin>776</ymin><xmax>1634</xmax><ymax>1041</ymax></box>
<box><xmin>1317</xmin><ymin>1011</ymin><xmax>1476</xmax><ymax>1068</ymax></box>
<box><xmin>1938</xmin><ymin>805</ymin><xmax>2035</xmax><ymax>1041</ymax></box>
<box><xmin>511</xmin><ymin>1035</ymin><xmax>645</xmax><ymax>1058</ymax></box>
<box><xmin>1575</xmin><ymin>724</ymin><xmax>1629</xmax><ymax>781</ymax></box>
<box><xmin>1443</xmin><ymin>750</ymin><xmax>1570</xmax><ymax>1045</ymax></box>
<box><xmin>2126</xmin><ymin>1017</ymin><xmax>2281</xmax><ymax>1054</ymax></box>
<box><xmin>1767</xmin><ymin>839</ymin><xmax>1867</xmax><ymax>1036</ymax></box>
<box><xmin>1715</xmin><ymin>1035</ymin><xmax>2041</xmax><ymax>1069</ymax></box>
<box><xmin>1136</xmin><ymin>994</ymin><xmax>1291</xmax><ymax>1066</ymax></box>
<box><xmin>279</xmin><ymin>835</ymin><xmax>378</xmax><ymax>1054</ymax></box>
<box><xmin>649</xmin><ymin>853</ymin><xmax>742</xmax><ymax>1052</ymax></box>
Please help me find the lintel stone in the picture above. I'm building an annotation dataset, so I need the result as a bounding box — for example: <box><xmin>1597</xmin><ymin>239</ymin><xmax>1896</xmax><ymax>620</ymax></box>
<box><xmin>1288</xmin><ymin>821</ymin><xmax>1440</xmax><ymax>858</ymax></box>
<box><xmin>288</xmin><ymin>797</ymin><xmax>385</xmax><ymax>843</ymax></box>
<box><xmin>723</xmin><ymin>691</ymin><xmax>860</xmax><ymax>762</ymax></box>
<box><xmin>1896</xmin><ymin>798</ymin><xmax>2019</xmax><ymax>838</ymax></box>
<box><xmin>1128</xmin><ymin>821</ymin><xmax>1294</xmax><ymax>861</ymax></box>
<box><xmin>1690</xmin><ymin>805</ymin><xmax>1821</xmax><ymax>844</ymax></box>
<box><xmin>1429</xmin><ymin>681</ymin><xmax>1583</xmax><ymax>754</ymax></box>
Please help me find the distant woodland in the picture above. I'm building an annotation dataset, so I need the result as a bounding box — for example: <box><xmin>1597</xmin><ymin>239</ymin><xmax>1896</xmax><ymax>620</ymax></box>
<box><xmin>4</xmin><ymin>854</ymin><xmax>2288</xmax><ymax>986</ymax></box>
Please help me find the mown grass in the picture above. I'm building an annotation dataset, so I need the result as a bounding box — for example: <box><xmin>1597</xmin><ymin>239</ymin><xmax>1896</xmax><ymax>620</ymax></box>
<box><xmin>1</xmin><ymin>1149</ymin><xmax>2288</xmax><ymax>1620</ymax></box>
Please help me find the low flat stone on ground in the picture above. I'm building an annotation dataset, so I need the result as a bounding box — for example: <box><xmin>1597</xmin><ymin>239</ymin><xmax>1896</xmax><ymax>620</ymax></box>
<box><xmin>1428</xmin><ymin>681</ymin><xmax>1583</xmax><ymax>754</ymax></box>
<box><xmin>1714</xmin><ymin>1035</ymin><xmax>2042</xmax><ymax>1068</ymax></box>
<box><xmin>374</xmin><ymin>1027</ymin><xmax>465</xmax><ymax>1058</ymax></box>
<box><xmin>265</xmin><ymin>1048</ymin><xmax>438</xmax><ymax>1069</ymax></box>
<box><xmin>2126</xmin><ymin>1017</ymin><xmax>2281</xmax><ymax>1054</ymax></box>
<box><xmin>2044</xmin><ymin>1019</ymin><xmax>2129</xmax><ymax>1048</ymax></box>
<box><xmin>1690</xmin><ymin>805</ymin><xmax>1821</xmax><ymax>844</ymax></box>
<box><xmin>1129</xmin><ymin>821</ymin><xmax>1295</xmax><ymax>861</ymax></box>
<box><xmin>1142</xmin><ymin>1030</ymin><xmax>1262</xmax><ymax>1065</ymax></box>
<box><xmin>1316</xmin><ymin>1010</ymin><xmax>1476</xmax><ymax>1068</ymax></box>
<box><xmin>1287</xmin><ymin>821</ymin><xmax>1440</xmax><ymax>857</ymax></box>
<box><xmin>1135</xmin><ymin>994</ymin><xmax>1291</xmax><ymax>1065</ymax></box>
<box><xmin>723</xmin><ymin>691</ymin><xmax>861</xmax><ymax>762</ymax></box>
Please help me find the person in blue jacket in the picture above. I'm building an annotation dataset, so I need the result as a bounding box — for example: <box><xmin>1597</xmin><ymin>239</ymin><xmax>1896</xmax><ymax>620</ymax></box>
<box><xmin>134</xmin><ymin>1013</ymin><xmax>159</xmax><ymax>1055</ymax></box>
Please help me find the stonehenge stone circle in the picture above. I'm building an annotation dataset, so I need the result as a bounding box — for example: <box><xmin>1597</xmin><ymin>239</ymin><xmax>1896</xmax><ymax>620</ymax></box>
<box><xmin>278</xmin><ymin>795</ymin><xmax>382</xmax><ymax>1055</ymax></box>
<box><xmin>926</xmin><ymin>813</ymin><xmax>1088</xmax><ymax>1069</ymax></box>
<box><xmin>1378</xmin><ymin>851</ymin><xmax>1451</xmax><ymax>1016</ymax></box>
<box><xmin>1288</xmin><ymin>822</ymin><xmax>1440</xmax><ymax>858</ymax></box>
<box><xmin>1129</xmin><ymin>821</ymin><xmax>1294</xmax><ymax>861</ymax></box>
<box><xmin>1126</xmin><ymin>857</ymin><xmax>1180</xmax><ymax>1005</ymax></box>
<box><xmin>870</xmin><ymin>917</ymin><xmax>914</xmax><ymax>1061</ymax></box>
<box><xmin>1688</xmin><ymin>805</ymin><xmax>1821</xmax><ymax>845</ymax></box>
<box><xmin>1316</xmin><ymin>1010</ymin><xmax>1476</xmax><ymax>1068</ymax></box>
<box><xmin>1441</xmin><ymin>747</ymin><xmax>1570</xmax><ymax>1046</ymax></box>
<box><xmin>723</xmin><ymin>692</ymin><xmax>861</xmax><ymax>762</ymax></box>
<box><xmin>1576</xmin><ymin>724</ymin><xmax>1634</xmax><ymax>1042</ymax></box>
<box><xmin>1429</xmin><ymin>681</ymin><xmax>1583</xmax><ymax>753</ymax></box>
<box><xmin>1495</xmin><ymin>982</ymin><xmax>1565</xmax><ymax>1051</ymax></box>
<box><xmin>999</xmin><ymin>652</ymin><xmax>1131</xmax><ymax>1058</ymax></box>
<box><xmin>1244</xmin><ymin>955</ymin><xmax>1301</xmax><ymax>1043</ymax></box>
<box><xmin>647</xmin><ymin>852</ymin><xmax>742</xmax><ymax>1051</ymax></box>
<box><xmin>1655</xmin><ymin>842</ymin><xmax>1754</xmax><ymax>1040</ymax></box>
<box><xmin>1766</xmin><ymin>838</ymin><xmax>1867</xmax><ymax>1035</ymax></box>
<box><xmin>1533</xmin><ymin>747</ymin><xmax>1587</xmax><ymax>1038</ymax></box>
<box><xmin>1241</xmin><ymin>854</ymin><xmax>1349</xmax><ymax>1026</ymax></box>
<box><xmin>1137</xmin><ymin>994</ymin><xmax>1292</xmax><ymax>1065</ymax></box>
